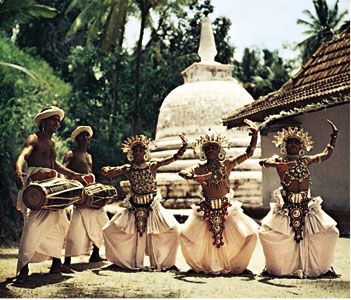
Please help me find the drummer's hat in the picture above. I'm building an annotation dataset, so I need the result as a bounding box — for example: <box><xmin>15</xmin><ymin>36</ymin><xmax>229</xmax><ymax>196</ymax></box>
<box><xmin>71</xmin><ymin>126</ymin><xmax>93</xmax><ymax>142</ymax></box>
<box><xmin>34</xmin><ymin>106</ymin><xmax>64</xmax><ymax>126</ymax></box>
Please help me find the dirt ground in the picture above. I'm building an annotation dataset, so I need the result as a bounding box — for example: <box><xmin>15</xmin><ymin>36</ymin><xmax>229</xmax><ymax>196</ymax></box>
<box><xmin>0</xmin><ymin>237</ymin><xmax>349</xmax><ymax>298</ymax></box>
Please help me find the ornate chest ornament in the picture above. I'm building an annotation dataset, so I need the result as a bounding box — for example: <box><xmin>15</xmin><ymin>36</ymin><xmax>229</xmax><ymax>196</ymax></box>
<box><xmin>129</xmin><ymin>163</ymin><xmax>156</xmax><ymax>236</ymax></box>
<box><xmin>203</xmin><ymin>161</ymin><xmax>229</xmax><ymax>188</ymax></box>
<box><xmin>197</xmin><ymin>197</ymin><xmax>231</xmax><ymax>248</ymax></box>
<box><xmin>282</xmin><ymin>157</ymin><xmax>311</xmax><ymax>186</ymax></box>
<box><xmin>130</xmin><ymin>164</ymin><xmax>157</xmax><ymax>195</ymax></box>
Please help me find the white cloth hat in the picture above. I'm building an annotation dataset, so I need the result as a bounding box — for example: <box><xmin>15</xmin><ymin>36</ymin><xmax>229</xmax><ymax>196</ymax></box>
<box><xmin>71</xmin><ymin>126</ymin><xmax>93</xmax><ymax>141</ymax></box>
<box><xmin>34</xmin><ymin>106</ymin><xmax>64</xmax><ymax>126</ymax></box>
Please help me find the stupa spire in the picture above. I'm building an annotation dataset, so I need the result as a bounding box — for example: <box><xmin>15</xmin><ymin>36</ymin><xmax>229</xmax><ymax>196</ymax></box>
<box><xmin>198</xmin><ymin>14</ymin><xmax>217</xmax><ymax>62</ymax></box>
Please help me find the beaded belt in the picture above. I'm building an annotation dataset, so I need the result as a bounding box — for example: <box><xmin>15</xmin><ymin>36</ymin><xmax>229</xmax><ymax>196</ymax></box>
<box><xmin>284</xmin><ymin>190</ymin><xmax>310</xmax><ymax>203</ymax></box>
<box><xmin>130</xmin><ymin>193</ymin><xmax>155</xmax><ymax>236</ymax></box>
<box><xmin>132</xmin><ymin>193</ymin><xmax>155</xmax><ymax>205</ymax></box>
<box><xmin>205</xmin><ymin>197</ymin><xmax>228</xmax><ymax>209</ymax></box>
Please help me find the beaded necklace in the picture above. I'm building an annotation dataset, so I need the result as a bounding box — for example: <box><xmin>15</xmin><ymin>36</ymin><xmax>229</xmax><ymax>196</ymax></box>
<box><xmin>282</xmin><ymin>156</ymin><xmax>311</xmax><ymax>187</ymax></box>
<box><xmin>203</xmin><ymin>160</ymin><xmax>229</xmax><ymax>188</ymax></box>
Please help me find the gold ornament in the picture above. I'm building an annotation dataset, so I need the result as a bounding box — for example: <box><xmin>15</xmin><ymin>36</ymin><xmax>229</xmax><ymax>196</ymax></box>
<box><xmin>121</xmin><ymin>135</ymin><xmax>153</xmax><ymax>153</ymax></box>
<box><xmin>273</xmin><ymin>127</ymin><xmax>314</xmax><ymax>153</ymax></box>
<box><xmin>192</xmin><ymin>133</ymin><xmax>231</xmax><ymax>155</ymax></box>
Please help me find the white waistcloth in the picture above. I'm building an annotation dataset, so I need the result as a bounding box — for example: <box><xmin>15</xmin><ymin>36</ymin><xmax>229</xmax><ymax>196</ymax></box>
<box><xmin>179</xmin><ymin>190</ymin><xmax>259</xmax><ymax>274</ymax></box>
<box><xmin>259</xmin><ymin>186</ymin><xmax>339</xmax><ymax>278</ymax></box>
<box><xmin>16</xmin><ymin>209</ymin><xmax>69</xmax><ymax>275</ymax></box>
<box><xmin>103</xmin><ymin>193</ymin><xmax>179</xmax><ymax>270</ymax></box>
<box><xmin>65</xmin><ymin>207</ymin><xmax>109</xmax><ymax>257</ymax></box>
<box><xmin>16</xmin><ymin>167</ymin><xmax>69</xmax><ymax>274</ymax></box>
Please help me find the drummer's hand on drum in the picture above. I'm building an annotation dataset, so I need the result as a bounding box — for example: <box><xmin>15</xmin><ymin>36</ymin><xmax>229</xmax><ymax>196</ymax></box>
<box><xmin>101</xmin><ymin>166</ymin><xmax>113</xmax><ymax>179</ymax></box>
<box><xmin>72</xmin><ymin>173</ymin><xmax>88</xmax><ymax>186</ymax></box>
<box><xmin>15</xmin><ymin>170</ymin><xmax>25</xmax><ymax>190</ymax></box>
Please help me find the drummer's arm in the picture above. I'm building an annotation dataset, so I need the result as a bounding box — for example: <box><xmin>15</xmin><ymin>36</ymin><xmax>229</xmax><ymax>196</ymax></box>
<box><xmin>62</xmin><ymin>150</ymin><xmax>73</xmax><ymax>167</ymax></box>
<box><xmin>15</xmin><ymin>134</ymin><xmax>37</xmax><ymax>189</ymax></box>
<box><xmin>87</xmin><ymin>154</ymin><xmax>93</xmax><ymax>173</ymax></box>
<box><xmin>55</xmin><ymin>161</ymin><xmax>83</xmax><ymax>180</ymax></box>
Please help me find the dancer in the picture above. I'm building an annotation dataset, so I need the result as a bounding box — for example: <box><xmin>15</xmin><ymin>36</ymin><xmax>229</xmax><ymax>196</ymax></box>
<box><xmin>178</xmin><ymin>119</ymin><xmax>259</xmax><ymax>274</ymax></box>
<box><xmin>101</xmin><ymin>134</ymin><xmax>187</xmax><ymax>270</ymax></box>
<box><xmin>258</xmin><ymin>120</ymin><xmax>339</xmax><ymax>278</ymax></box>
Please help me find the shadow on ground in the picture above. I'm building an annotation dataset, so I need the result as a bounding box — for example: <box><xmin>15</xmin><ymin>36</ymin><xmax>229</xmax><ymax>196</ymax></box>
<box><xmin>174</xmin><ymin>269</ymin><xmax>256</xmax><ymax>284</ymax></box>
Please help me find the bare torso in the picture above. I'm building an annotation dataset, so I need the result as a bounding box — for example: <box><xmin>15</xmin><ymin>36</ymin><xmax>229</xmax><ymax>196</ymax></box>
<box><xmin>65</xmin><ymin>150</ymin><xmax>92</xmax><ymax>174</ymax></box>
<box><xmin>197</xmin><ymin>160</ymin><xmax>231</xmax><ymax>198</ymax></box>
<box><xmin>27</xmin><ymin>133</ymin><xmax>56</xmax><ymax>169</ymax></box>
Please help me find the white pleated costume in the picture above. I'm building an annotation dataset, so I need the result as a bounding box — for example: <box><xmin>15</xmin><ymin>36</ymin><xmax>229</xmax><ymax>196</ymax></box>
<box><xmin>259</xmin><ymin>187</ymin><xmax>339</xmax><ymax>278</ymax></box>
<box><xmin>103</xmin><ymin>193</ymin><xmax>179</xmax><ymax>270</ymax></box>
<box><xmin>180</xmin><ymin>190</ymin><xmax>258</xmax><ymax>274</ymax></box>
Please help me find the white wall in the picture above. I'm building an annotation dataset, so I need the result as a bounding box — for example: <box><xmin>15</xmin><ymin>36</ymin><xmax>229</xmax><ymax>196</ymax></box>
<box><xmin>261</xmin><ymin>103</ymin><xmax>350</xmax><ymax>209</ymax></box>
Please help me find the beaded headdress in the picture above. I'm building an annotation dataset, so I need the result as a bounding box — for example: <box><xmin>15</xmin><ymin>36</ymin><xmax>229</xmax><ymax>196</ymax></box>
<box><xmin>121</xmin><ymin>135</ymin><xmax>153</xmax><ymax>153</ymax></box>
<box><xmin>192</xmin><ymin>133</ymin><xmax>231</xmax><ymax>154</ymax></box>
<box><xmin>273</xmin><ymin>127</ymin><xmax>314</xmax><ymax>152</ymax></box>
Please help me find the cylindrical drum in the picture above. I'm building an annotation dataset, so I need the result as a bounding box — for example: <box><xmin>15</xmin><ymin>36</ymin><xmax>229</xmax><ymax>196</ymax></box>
<box><xmin>75</xmin><ymin>183</ymin><xmax>118</xmax><ymax>209</ymax></box>
<box><xmin>23</xmin><ymin>178</ymin><xmax>84</xmax><ymax>210</ymax></box>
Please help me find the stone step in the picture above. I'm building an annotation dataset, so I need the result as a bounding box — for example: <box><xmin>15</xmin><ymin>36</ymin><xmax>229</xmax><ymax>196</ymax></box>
<box><xmin>155</xmin><ymin>159</ymin><xmax>263</xmax><ymax>172</ymax></box>
<box><xmin>149</xmin><ymin>170</ymin><xmax>262</xmax><ymax>182</ymax></box>
<box><xmin>153</xmin><ymin>135</ymin><xmax>261</xmax><ymax>151</ymax></box>
<box><xmin>151</xmin><ymin>147</ymin><xmax>262</xmax><ymax>159</ymax></box>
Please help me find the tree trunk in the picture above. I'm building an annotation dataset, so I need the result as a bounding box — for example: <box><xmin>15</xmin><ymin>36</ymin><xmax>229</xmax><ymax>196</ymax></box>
<box><xmin>133</xmin><ymin>1</ymin><xmax>150</xmax><ymax>134</ymax></box>
<box><xmin>101</xmin><ymin>0</ymin><xmax>129</xmax><ymax>54</ymax></box>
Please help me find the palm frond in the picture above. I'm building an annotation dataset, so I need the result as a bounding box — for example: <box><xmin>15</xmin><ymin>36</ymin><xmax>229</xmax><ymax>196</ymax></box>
<box><xmin>0</xmin><ymin>61</ymin><xmax>37</xmax><ymax>80</ymax></box>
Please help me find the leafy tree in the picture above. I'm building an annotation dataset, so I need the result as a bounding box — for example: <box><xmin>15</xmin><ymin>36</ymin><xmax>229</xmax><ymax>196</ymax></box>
<box><xmin>234</xmin><ymin>48</ymin><xmax>293</xmax><ymax>99</ymax></box>
<box><xmin>0</xmin><ymin>36</ymin><xmax>72</xmax><ymax>245</ymax></box>
<box><xmin>297</xmin><ymin>0</ymin><xmax>348</xmax><ymax>62</ymax></box>
<box><xmin>16</xmin><ymin>0</ymin><xmax>82</xmax><ymax>78</ymax></box>
<box><xmin>0</xmin><ymin>0</ymin><xmax>57</xmax><ymax>30</ymax></box>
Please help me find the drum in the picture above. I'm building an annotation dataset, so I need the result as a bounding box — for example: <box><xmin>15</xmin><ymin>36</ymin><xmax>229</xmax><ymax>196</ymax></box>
<box><xmin>23</xmin><ymin>178</ymin><xmax>84</xmax><ymax>210</ymax></box>
<box><xmin>75</xmin><ymin>183</ymin><xmax>118</xmax><ymax>209</ymax></box>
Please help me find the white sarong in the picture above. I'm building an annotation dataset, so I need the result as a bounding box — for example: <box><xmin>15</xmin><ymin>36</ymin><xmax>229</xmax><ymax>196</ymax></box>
<box><xmin>16</xmin><ymin>167</ymin><xmax>69</xmax><ymax>274</ymax></box>
<box><xmin>180</xmin><ymin>191</ymin><xmax>258</xmax><ymax>274</ymax></box>
<box><xmin>259</xmin><ymin>187</ymin><xmax>339</xmax><ymax>278</ymax></box>
<box><xmin>65</xmin><ymin>207</ymin><xmax>109</xmax><ymax>257</ymax></box>
<box><xmin>103</xmin><ymin>193</ymin><xmax>179</xmax><ymax>270</ymax></box>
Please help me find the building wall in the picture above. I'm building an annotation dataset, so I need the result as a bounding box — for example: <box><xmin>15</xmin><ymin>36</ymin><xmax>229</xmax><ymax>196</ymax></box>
<box><xmin>261</xmin><ymin>103</ymin><xmax>350</xmax><ymax>210</ymax></box>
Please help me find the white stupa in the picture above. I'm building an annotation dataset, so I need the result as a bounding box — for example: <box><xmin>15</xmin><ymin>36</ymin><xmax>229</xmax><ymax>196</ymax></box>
<box><xmin>124</xmin><ymin>16</ymin><xmax>262</xmax><ymax>209</ymax></box>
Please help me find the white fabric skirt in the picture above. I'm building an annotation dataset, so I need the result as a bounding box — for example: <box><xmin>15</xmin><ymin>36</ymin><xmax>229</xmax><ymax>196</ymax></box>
<box><xmin>65</xmin><ymin>207</ymin><xmax>109</xmax><ymax>257</ymax></box>
<box><xmin>259</xmin><ymin>187</ymin><xmax>339</xmax><ymax>278</ymax></box>
<box><xmin>103</xmin><ymin>194</ymin><xmax>179</xmax><ymax>270</ymax></box>
<box><xmin>180</xmin><ymin>192</ymin><xmax>258</xmax><ymax>274</ymax></box>
<box><xmin>16</xmin><ymin>209</ymin><xmax>69</xmax><ymax>274</ymax></box>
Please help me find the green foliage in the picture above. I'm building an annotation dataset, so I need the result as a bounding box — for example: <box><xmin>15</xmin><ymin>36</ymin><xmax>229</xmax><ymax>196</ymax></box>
<box><xmin>0</xmin><ymin>36</ymin><xmax>71</xmax><ymax>245</ymax></box>
<box><xmin>297</xmin><ymin>0</ymin><xmax>348</xmax><ymax>62</ymax></box>
<box><xmin>234</xmin><ymin>48</ymin><xmax>294</xmax><ymax>99</ymax></box>
<box><xmin>0</xmin><ymin>0</ymin><xmax>57</xmax><ymax>30</ymax></box>
<box><xmin>66</xmin><ymin>45</ymin><xmax>134</xmax><ymax>169</ymax></box>
<box><xmin>16</xmin><ymin>0</ymin><xmax>82</xmax><ymax>78</ymax></box>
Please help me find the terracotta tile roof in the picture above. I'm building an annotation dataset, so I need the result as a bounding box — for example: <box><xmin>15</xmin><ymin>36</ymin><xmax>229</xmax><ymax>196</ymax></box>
<box><xmin>223</xmin><ymin>34</ymin><xmax>350</xmax><ymax>128</ymax></box>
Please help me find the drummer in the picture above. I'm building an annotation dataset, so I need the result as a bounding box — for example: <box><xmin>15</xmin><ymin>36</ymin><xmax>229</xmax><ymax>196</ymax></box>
<box><xmin>63</xmin><ymin>126</ymin><xmax>109</xmax><ymax>266</ymax></box>
<box><xmin>15</xmin><ymin>106</ymin><xmax>86</xmax><ymax>283</ymax></box>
